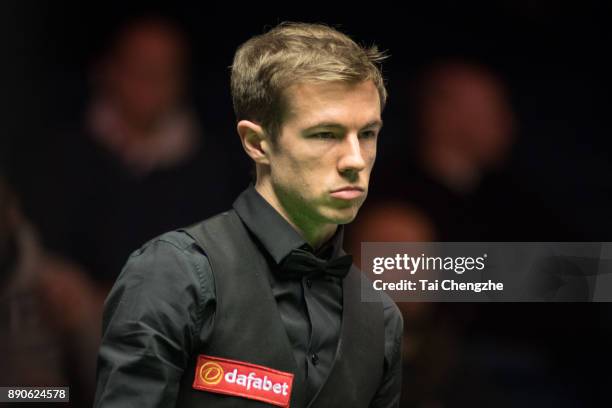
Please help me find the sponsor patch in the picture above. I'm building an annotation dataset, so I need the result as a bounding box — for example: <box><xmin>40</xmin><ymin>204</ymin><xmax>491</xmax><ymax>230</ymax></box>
<box><xmin>193</xmin><ymin>354</ymin><xmax>294</xmax><ymax>407</ymax></box>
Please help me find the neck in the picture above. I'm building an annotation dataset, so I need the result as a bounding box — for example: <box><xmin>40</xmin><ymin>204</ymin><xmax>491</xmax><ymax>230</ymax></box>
<box><xmin>255</xmin><ymin>180</ymin><xmax>337</xmax><ymax>250</ymax></box>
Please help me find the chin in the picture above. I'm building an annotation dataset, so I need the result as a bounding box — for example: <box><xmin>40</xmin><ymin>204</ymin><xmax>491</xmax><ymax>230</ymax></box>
<box><xmin>322</xmin><ymin>207</ymin><xmax>359</xmax><ymax>225</ymax></box>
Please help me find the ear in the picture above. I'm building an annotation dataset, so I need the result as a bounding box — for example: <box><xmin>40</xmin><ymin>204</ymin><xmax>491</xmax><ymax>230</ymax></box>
<box><xmin>237</xmin><ymin>120</ymin><xmax>272</xmax><ymax>165</ymax></box>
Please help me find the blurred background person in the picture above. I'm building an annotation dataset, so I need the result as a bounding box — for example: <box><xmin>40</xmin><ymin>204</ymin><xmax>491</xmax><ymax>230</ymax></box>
<box><xmin>0</xmin><ymin>172</ymin><xmax>100</xmax><ymax>407</ymax></box>
<box><xmin>369</xmin><ymin>60</ymin><xmax>574</xmax><ymax>241</ymax></box>
<box><xmin>22</xmin><ymin>15</ymin><xmax>246</xmax><ymax>292</ymax></box>
<box><xmin>87</xmin><ymin>15</ymin><xmax>199</xmax><ymax>177</ymax></box>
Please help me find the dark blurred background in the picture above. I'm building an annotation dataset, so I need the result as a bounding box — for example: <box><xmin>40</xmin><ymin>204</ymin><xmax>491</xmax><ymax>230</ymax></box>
<box><xmin>2</xmin><ymin>1</ymin><xmax>611</xmax><ymax>407</ymax></box>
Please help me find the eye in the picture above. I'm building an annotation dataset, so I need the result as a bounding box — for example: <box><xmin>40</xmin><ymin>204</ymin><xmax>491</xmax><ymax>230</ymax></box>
<box><xmin>312</xmin><ymin>132</ymin><xmax>337</xmax><ymax>139</ymax></box>
<box><xmin>359</xmin><ymin>130</ymin><xmax>377</xmax><ymax>139</ymax></box>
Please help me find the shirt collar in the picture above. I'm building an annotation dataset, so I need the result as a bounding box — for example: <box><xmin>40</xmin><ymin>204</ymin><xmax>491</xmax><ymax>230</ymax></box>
<box><xmin>232</xmin><ymin>185</ymin><xmax>345</xmax><ymax>264</ymax></box>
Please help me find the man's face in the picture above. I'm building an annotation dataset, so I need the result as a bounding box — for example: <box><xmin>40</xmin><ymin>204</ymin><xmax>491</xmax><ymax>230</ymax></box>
<box><xmin>106</xmin><ymin>23</ymin><xmax>186</xmax><ymax>125</ymax></box>
<box><xmin>266</xmin><ymin>80</ymin><xmax>382</xmax><ymax>229</ymax></box>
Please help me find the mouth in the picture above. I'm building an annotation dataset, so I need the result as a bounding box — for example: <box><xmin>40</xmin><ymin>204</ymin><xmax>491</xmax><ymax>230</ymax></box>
<box><xmin>329</xmin><ymin>186</ymin><xmax>365</xmax><ymax>200</ymax></box>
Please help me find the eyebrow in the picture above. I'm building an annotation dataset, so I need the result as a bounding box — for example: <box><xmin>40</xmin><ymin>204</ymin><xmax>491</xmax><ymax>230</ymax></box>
<box><xmin>304</xmin><ymin>119</ymin><xmax>384</xmax><ymax>131</ymax></box>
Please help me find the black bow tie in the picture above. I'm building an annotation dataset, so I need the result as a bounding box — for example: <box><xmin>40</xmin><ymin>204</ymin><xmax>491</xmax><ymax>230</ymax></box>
<box><xmin>278</xmin><ymin>248</ymin><xmax>353</xmax><ymax>280</ymax></box>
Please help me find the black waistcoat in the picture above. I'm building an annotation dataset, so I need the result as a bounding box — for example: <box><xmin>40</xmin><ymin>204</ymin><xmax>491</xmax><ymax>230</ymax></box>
<box><xmin>175</xmin><ymin>210</ymin><xmax>384</xmax><ymax>407</ymax></box>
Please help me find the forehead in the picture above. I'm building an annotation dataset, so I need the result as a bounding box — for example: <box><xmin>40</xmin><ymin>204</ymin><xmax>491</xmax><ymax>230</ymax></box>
<box><xmin>115</xmin><ymin>25</ymin><xmax>185</xmax><ymax>64</ymax></box>
<box><xmin>283</xmin><ymin>80</ymin><xmax>381</xmax><ymax>128</ymax></box>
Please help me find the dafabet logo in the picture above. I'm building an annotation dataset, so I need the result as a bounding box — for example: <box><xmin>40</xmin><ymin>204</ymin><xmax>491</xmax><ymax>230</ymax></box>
<box><xmin>199</xmin><ymin>362</ymin><xmax>224</xmax><ymax>385</ymax></box>
<box><xmin>193</xmin><ymin>354</ymin><xmax>294</xmax><ymax>407</ymax></box>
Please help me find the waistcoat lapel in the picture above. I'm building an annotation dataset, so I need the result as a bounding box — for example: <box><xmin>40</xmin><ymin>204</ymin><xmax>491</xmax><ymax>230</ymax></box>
<box><xmin>306</xmin><ymin>256</ymin><xmax>384</xmax><ymax>408</ymax></box>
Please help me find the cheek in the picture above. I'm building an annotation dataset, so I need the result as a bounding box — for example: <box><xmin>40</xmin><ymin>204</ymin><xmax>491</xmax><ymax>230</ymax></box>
<box><xmin>368</xmin><ymin>149</ymin><xmax>377</xmax><ymax>165</ymax></box>
<box><xmin>278</xmin><ymin>144</ymin><xmax>325</xmax><ymax>175</ymax></box>
<box><xmin>364</xmin><ymin>144</ymin><xmax>378</xmax><ymax>169</ymax></box>
<box><xmin>276</xmin><ymin>156</ymin><xmax>332</xmax><ymax>201</ymax></box>
<box><xmin>270</xmin><ymin>152</ymin><xmax>313</xmax><ymax>190</ymax></box>
<box><xmin>293</xmin><ymin>159</ymin><xmax>328</xmax><ymax>191</ymax></box>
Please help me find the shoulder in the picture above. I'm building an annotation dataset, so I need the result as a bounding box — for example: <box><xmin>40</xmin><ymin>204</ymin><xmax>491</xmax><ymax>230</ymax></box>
<box><xmin>103</xmin><ymin>230</ymin><xmax>215</xmax><ymax>333</ymax></box>
<box><xmin>123</xmin><ymin>230</ymin><xmax>205</xmax><ymax>273</ymax></box>
<box><xmin>134</xmin><ymin>230</ymin><xmax>203</xmax><ymax>257</ymax></box>
<box><xmin>112</xmin><ymin>230</ymin><xmax>213</xmax><ymax>305</ymax></box>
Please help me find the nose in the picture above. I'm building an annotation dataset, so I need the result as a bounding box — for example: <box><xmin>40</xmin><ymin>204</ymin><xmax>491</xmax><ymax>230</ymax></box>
<box><xmin>337</xmin><ymin>133</ymin><xmax>367</xmax><ymax>176</ymax></box>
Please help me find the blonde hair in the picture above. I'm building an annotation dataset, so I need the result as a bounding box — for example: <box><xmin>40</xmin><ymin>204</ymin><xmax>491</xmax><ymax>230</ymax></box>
<box><xmin>231</xmin><ymin>22</ymin><xmax>388</xmax><ymax>142</ymax></box>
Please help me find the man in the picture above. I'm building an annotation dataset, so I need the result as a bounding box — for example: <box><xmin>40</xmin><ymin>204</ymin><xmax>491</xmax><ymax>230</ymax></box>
<box><xmin>94</xmin><ymin>22</ymin><xmax>403</xmax><ymax>407</ymax></box>
<box><xmin>22</xmin><ymin>16</ymin><xmax>243</xmax><ymax>288</ymax></box>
